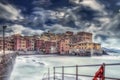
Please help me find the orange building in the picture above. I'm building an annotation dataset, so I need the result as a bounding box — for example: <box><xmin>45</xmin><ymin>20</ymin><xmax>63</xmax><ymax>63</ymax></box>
<box><xmin>58</xmin><ymin>38</ymin><xmax>71</xmax><ymax>54</ymax></box>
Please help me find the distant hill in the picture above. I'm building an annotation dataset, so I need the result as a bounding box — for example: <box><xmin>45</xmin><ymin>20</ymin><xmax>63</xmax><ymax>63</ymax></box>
<box><xmin>102</xmin><ymin>47</ymin><xmax>120</xmax><ymax>55</ymax></box>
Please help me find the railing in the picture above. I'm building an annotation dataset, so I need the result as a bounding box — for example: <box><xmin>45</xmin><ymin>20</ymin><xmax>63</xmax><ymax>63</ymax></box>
<box><xmin>43</xmin><ymin>63</ymin><xmax>120</xmax><ymax>80</ymax></box>
<box><xmin>42</xmin><ymin>68</ymin><xmax>51</xmax><ymax>80</ymax></box>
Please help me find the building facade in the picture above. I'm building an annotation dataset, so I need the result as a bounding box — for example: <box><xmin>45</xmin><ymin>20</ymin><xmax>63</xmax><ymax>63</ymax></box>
<box><xmin>72</xmin><ymin>32</ymin><xmax>92</xmax><ymax>43</ymax></box>
<box><xmin>13</xmin><ymin>34</ymin><xmax>27</xmax><ymax>51</ymax></box>
<box><xmin>44</xmin><ymin>41</ymin><xmax>57</xmax><ymax>54</ymax></box>
<box><xmin>25</xmin><ymin>36</ymin><xmax>35</xmax><ymax>51</ymax></box>
<box><xmin>35</xmin><ymin>39</ymin><xmax>44</xmax><ymax>51</ymax></box>
<box><xmin>58</xmin><ymin>38</ymin><xmax>70</xmax><ymax>54</ymax></box>
<box><xmin>0</xmin><ymin>31</ymin><xmax>102</xmax><ymax>55</ymax></box>
<box><xmin>0</xmin><ymin>37</ymin><xmax>14</xmax><ymax>51</ymax></box>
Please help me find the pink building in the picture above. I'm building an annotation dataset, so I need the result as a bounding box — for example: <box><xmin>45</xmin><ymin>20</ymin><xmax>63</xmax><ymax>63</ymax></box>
<box><xmin>35</xmin><ymin>39</ymin><xmax>44</xmax><ymax>51</ymax></box>
<box><xmin>44</xmin><ymin>41</ymin><xmax>57</xmax><ymax>54</ymax></box>
<box><xmin>25</xmin><ymin>37</ymin><xmax>35</xmax><ymax>51</ymax></box>
<box><xmin>13</xmin><ymin>34</ymin><xmax>27</xmax><ymax>51</ymax></box>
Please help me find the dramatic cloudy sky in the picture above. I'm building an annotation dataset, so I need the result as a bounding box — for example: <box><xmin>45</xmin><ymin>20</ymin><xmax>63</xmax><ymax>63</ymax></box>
<box><xmin>0</xmin><ymin>0</ymin><xmax>120</xmax><ymax>49</ymax></box>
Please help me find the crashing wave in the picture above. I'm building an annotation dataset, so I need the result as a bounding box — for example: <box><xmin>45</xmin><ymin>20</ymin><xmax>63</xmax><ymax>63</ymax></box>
<box><xmin>31</xmin><ymin>59</ymin><xmax>48</xmax><ymax>66</ymax></box>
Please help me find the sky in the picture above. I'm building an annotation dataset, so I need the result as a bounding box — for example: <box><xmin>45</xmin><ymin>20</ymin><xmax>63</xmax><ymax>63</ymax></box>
<box><xmin>0</xmin><ymin>0</ymin><xmax>120</xmax><ymax>49</ymax></box>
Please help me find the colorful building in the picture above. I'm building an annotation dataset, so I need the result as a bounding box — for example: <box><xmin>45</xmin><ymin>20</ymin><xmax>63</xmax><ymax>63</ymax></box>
<box><xmin>0</xmin><ymin>31</ymin><xmax>102</xmax><ymax>56</ymax></box>
<box><xmin>0</xmin><ymin>37</ymin><xmax>14</xmax><ymax>51</ymax></box>
<box><xmin>72</xmin><ymin>32</ymin><xmax>92</xmax><ymax>43</ymax></box>
<box><xmin>44</xmin><ymin>41</ymin><xmax>57</xmax><ymax>54</ymax></box>
<box><xmin>5</xmin><ymin>37</ymin><xmax>14</xmax><ymax>51</ymax></box>
<box><xmin>35</xmin><ymin>39</ymin><xmax>44</xmax><ymax>51</ymax></box>
<box><xmin>25</xmin><ymin>36</ymin><xmax>35</xmax><ymax>51</ymax></box>
<box><xmin>13</xmin><ymin>34</ymin><xmax>27</xmax><ymax>51</ymax></box>
<box><xmin>58</xmin><ymin>38</ymin><xmax>70</xmax><ymax>54</ymax></box>
<box><xmin>69</xmin><ymin>42</ymin><xmax>102</xmax><ymax>56</ymax></box>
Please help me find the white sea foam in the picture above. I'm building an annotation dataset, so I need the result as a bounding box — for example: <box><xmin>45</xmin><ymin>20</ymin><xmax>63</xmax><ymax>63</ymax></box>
<box><xmin>91</xmin><ymin>55</ymin><xmax>120</xmax><ymax>60</ymax></box>
<box><xmin>10</xmin><ymin>55</ymin><xmax>120</xmax><ymax>80</ymax></box>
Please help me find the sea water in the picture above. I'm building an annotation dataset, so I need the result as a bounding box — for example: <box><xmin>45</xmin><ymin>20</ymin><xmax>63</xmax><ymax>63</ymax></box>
<box><xmin>10</xmin><ymin>55</ymin><xmax>120</xmax><ymax>80</ymax></box>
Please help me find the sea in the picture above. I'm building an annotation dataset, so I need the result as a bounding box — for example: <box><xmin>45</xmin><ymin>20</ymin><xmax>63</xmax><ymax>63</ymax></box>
<box><xmin>10</xmin><ymin>55</ymin><xmax>120</xmax><ymax>80</ymax></box>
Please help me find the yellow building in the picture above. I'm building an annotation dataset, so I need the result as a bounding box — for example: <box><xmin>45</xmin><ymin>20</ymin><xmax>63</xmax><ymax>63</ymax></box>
<box><xmin>20</xmin><ymin>37</ymin><xmax>27</xmax><ymax>50</ymax></box>
<box><xmin>77</xmin><ymin>42</ymin><xmax>101</xmax><ymax>50</ymax></box>
<box><xmin>69</xmin><ymin>42</ymin><xmax>102</xmax><ymax>56</ymax></box>
<box><xmin>40</xmin><ymin>35</ymin><xmax>50</xmax><ymax>41</ymax></box>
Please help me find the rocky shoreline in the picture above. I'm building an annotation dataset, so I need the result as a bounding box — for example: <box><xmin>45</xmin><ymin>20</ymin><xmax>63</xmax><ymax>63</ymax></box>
<box><xmin>0</xmin><ymin>53</ymin><xmax>17</xmax><ymax>80</ymax></box>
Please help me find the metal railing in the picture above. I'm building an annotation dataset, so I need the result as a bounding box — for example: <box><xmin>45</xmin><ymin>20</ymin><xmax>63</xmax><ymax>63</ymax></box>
<box><xmin>49</xmin><ymin>63</ymin><xmax>120</xmax><ymax>80</ymax></box>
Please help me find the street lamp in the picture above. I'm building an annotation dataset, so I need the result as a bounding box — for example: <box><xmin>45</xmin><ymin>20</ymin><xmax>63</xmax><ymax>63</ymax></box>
<box><xmin>2</xmin><ymin>26</ymin><xmax>7</xmax><ymax>60</ymax></box>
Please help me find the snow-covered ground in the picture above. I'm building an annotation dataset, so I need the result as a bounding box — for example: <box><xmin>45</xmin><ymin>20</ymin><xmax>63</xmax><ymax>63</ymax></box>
<box><xmin>10</xmin><ymin>55</ymin><xmax>120</xmax><ymax>80</ymax></box>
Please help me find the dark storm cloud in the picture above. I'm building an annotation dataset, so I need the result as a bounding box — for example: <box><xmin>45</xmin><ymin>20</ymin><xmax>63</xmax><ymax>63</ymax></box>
<box><xmin>0</xmin><ymin>2</ymin><xmax>23</xmax><ymax>23</ymax></box>
<box><xmin>59</xmin><ymin>6</ymin><xmax>102</xmax><ymax>28</ymax></box>
<box><xmin>0</xmin><ymin>0</ymin><xmax>120</xmax><ymax>49</ymax></box>
<box><xmin>98</xmin><ymin>0</ymin><xmax>120</xmax><ymax>13</ymax></box>
<box><xmin>105</xmin><ymin>13</ymin><xmax>120</xmax><ymax>38</ymax></box>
